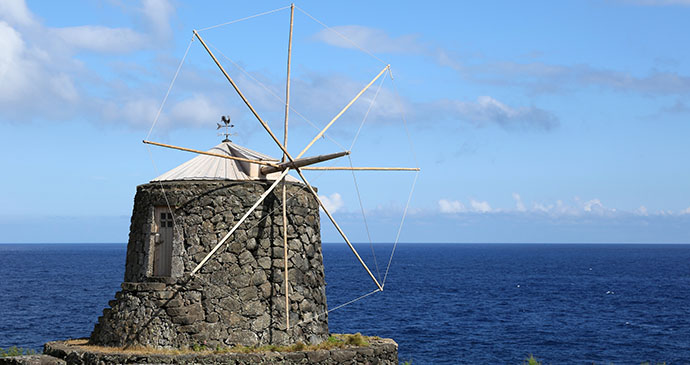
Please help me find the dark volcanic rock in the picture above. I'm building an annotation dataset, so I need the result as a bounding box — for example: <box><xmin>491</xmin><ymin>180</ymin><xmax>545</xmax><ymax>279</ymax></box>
<box><xmin>90</xmin><ymin>181</ymin><xmax>328</xmax><ymax>348</ymax></box>
<box><xmin>43</xmin><ymin>338</ymin><xmax>399</xmax><ymax>365</ymax></box>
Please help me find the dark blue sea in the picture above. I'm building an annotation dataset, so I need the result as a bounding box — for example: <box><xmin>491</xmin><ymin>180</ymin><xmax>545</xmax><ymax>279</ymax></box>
<box><xmin>1</xmin><ymin>243</ymin><xmax>690</xmax><ymax>364</ymax></box>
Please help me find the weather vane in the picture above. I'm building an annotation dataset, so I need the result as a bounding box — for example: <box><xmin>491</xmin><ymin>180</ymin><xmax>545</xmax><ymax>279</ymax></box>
<box><xmin>217</xmin><ymin>115</ymin><xmax>236</xmax><ymax>142</ymax></box>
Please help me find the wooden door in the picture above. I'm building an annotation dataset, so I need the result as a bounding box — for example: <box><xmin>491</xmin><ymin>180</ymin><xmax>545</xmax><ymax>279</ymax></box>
<box><xmin>153</xmin><ymin>207</ymin><xmax>174</xmax><ymax>277</ymax></box>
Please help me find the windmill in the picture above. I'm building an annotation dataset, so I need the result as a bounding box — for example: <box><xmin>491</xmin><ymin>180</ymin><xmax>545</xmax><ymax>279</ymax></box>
<box><xmin>142</xmin><ymin>4</ymin><xmax>419</xmax><ymax>331</ymax></box>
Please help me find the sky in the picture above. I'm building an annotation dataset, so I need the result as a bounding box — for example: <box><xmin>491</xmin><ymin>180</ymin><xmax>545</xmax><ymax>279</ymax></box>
<box><xmin>0</xmin><ymin>0</ymin><xmax>689</xmax><ymax>244</ymax></box>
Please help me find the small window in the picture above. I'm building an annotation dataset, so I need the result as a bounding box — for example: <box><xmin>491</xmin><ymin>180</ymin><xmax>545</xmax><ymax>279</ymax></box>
<box><xmin>160</xmin><ymin>212</ymin><xmax>174</xmax><ymax>228</ymax></box>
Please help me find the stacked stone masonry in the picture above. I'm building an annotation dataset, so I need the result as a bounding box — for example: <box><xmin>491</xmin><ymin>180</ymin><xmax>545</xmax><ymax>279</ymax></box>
<box><xmin>90</xmin><ymin>181</ymin><xmax>329</xmax><ymax>348</ymax></box>
<box><xmin>42</xmin><ymin>339</ymin><xmax>399</xmax><ymax>365</ymax></box>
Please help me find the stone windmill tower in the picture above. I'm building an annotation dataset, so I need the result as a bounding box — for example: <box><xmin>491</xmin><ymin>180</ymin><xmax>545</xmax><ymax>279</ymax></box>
<box><xmin>89</xmin><ymin>4</ymin><xmax>418</xmax><ymax>350</ymax></box>
<box><xmin>90</xmin><ymin>126</ymin><xmax>333</xmax><ymax>347</ymax></box>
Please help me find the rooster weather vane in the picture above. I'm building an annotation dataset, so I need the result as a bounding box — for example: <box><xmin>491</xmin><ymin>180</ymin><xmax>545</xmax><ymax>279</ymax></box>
<box><xmin>217</xmin><ymin>115</ymin><xmax>235</xmax><ymax>142</ymax></box>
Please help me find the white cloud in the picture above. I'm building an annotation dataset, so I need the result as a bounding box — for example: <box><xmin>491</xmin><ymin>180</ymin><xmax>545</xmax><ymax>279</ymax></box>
<box><xmin>513</xmin><ymin>193</ymin><xmax>526</xmax><ymax>212</ymax></box>
<box><xmin>0</xmin><ymin>0</ymin><xmax>178</xmax><ymax>124</ymax></box>
<box><xmin>438</xmin><ymin>199</ymin><xmax>493</xmax><ymax>214</ymax></box>
<box><xmin>434</xmin><ymin>194</ymin><xmax>690</xmax><ymax>220</ymax></box>
<box><xmin>49</xmin><ymin>72</ymin><xmax>79</xmax><ymax>102</ymax></box>
<box><xmin>314</xmin><ymin>25</ymin><xmax>425</xmax><ymax>54</ymax></box>
<box><xmin>435</xmin><ymin>194</ymin><xmax>687</xmax><ymax>220</ymax></box>
<box><xmin>0</xmin><ymin>21</ymin><xmax>32</xmax><ymax>101</ymax></box>
<box><xmin>583</xmin><ymin>199</ymin><xmax>616</xmax><ymax>215</ymax></box>
<box><xmin>532</xmin><ymin>202</ymin><xmax>553</xmax><ymax>213</ymax></box>
<box><xmin>217</xmin><ymin>65</ymin><xmax>556</xmax><ymax>134</ymax></box>
<box><xmin>54</xmin><ymin>26</ymin><xmax>146</xmax><ymax>53</ymax></box>
<box><xmin>312</xmin><ymin>24</ymin><xmax>559</xmax><ymax>128</ymax></box>
<box><xmin>0</xmin><ymin>0</ymin><xmax>36</xmax><ymax>26</ymax></box>
<box><xmin>438</xmin><ymin>199</ymin><xmax>465</xmax><ymax>213</ymax></box>
<box><xmin>314</xmin><ymin>20</ymin><xmax>690</xmax><ymax>100</ymax></box>
<box><xmin>0</xmin><ymin>1</ymin><xmax>557</xmax><ymax>138</ymax></box>
<box><xmin>320</xmin><ymin>193</ymin><xmax>344</xmax><ymax>213</ymax></box>
<box><xmin>583</xmin><ymin>199</ymin><xmax>603</xmax><ymax>212</ymax></box>
<box><xmin>168</xmin><ymin>94</ymin><xmax>224</xmax><ymax>128</ymax></box>
<box><xmin>102</xmin><ymin>97</ymin><xmax>160</xmax><ymax>128</ymax></box>
<box><xmin>289</xmin><ymin>71</ymin><xmax>405</xmax><ymax>126</ymax></box>
<box><xmin>470</xmin><ymin>199</ymin><xmax>492</xmax><ymax>213</ymax></box>
<box><xmin>465</xmin><ymin>60</ymin><xmax>690</xmax><ymax>96</ymax></box>
<box><xmin>141</xmin><ymin>0</ymin><xmax>174</xmax><ymax>38</ymax></box>
<box><xmin>99</xmin><ymin>93</ymin><xmax>229</xmax><ymax>130</ymax></box>
<box><xmin>0</xmin><ymin>21</ymin><xmax>81</xmax><ymax>109</ymax></box>
<box><xmin>432</xmin><ymin>96</ymin><xmax>558</xmax><ymax>131</ymax></box>
<box><xmin>529</xmin><ymin>197</ymin><xmax>615</xmax><ymax>216</ymax></box>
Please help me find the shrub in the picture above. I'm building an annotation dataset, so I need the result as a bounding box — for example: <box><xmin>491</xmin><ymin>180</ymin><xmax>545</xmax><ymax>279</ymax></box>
<box><xmin>524</xmin><ymin>354</ymin><xmax>541</xmax><ymax>365</ymax></box>
<box><xmin>344</xmin><ymin>333</ymin><xmax>369</xmax><ymax>347</ymax></box>
<box><xmin>0</xmin><ymin>346</ymin><xmax>37</xmax><ymax>357</ymax></box>
<box><xmin>191</xmin><ymin>343</ymin><xmax>207</xmax><ymax>352</ymax></box>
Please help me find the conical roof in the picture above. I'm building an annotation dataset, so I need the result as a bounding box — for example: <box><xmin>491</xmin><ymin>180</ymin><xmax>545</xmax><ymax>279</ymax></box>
<box><xmin>151</xmin><ymin>141</ymin><xmax>300</xmax><ymax>183</ymax></box>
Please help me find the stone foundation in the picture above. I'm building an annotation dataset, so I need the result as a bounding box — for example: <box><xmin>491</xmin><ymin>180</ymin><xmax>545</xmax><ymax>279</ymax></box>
<box><xmin>90</xmin><ymin>181</ymin><xmax>328</xmax><ymax>348</ymax></box>
<box><xmin>0</xmin><ymin>355</ymin><xmax>65</xmax><ymax>365</ymax></box>
<box><xmin>42</xmin><ymin>338</ymin><xmax>398</xmax><ymax>365</ymax></box>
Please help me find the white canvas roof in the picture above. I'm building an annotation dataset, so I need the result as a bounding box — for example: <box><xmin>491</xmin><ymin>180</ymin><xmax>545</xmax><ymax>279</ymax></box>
<box><xmin>151</xmin><ymin>141</ymin><xmax>300</xmax><ymax>183</ymax></box>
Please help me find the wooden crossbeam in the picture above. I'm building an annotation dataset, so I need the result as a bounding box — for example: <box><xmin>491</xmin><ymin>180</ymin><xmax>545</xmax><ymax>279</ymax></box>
<box><xmin>190</xmin><ymin>169</ymin><xmax>291</xmax><ymax>275</ymax></box>
<box><xmin>301</xmin><ymin>166</ymin><xmax>420</xmax><ymax>171</ymax></box>
<box><xmin>194</xmin><ymin>28</ymin><xmax>384</xmax><ymax>292</ymax></box>
<box><xmin>292</xmin><ymin>168</ymin><xmax>384</xmax><ymax>291</ymax></box>
<box><xmin>282</xmin><ymin>3</ymin><xmax>295</xmax><ymax>330</ymax></box>
<box><xmin>143</xmin><ymin>140</ymin><xmax>278</xmax><ymax>167</ymax></box>
<box><xmin>193</xmin><ymin>30</ymin><xmax>297</xmax><ymax>168</ymax></box>
<box><xmin>260</xmin><ymin>151</ymin><xmax>350</xmax><ymax>175</ymax></box>
<box><xmin>296</xmin><ymin>65</ymin><xmax>389</xmax><ymax>160</ymax></box>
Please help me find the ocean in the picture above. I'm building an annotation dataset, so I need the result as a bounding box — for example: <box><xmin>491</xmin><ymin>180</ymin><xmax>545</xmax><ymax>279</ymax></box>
<box><xmin>1</xmin><ymin>243</ymin><xmax>689</xmax><ymax>364</ymax></box>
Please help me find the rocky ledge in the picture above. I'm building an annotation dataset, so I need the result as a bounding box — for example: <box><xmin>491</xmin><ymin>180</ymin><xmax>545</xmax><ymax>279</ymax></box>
<box><xmin>0</xmin><ymin>355</ymin><xmax>65</xmax><ymax>365</ymax></box>
<box><xmin>40</xmin><ymin>337</ymin><xmax>398</xmax><ymax>365</ymax></box>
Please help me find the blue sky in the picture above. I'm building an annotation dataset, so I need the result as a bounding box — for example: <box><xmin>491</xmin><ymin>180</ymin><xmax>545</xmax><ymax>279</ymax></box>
<box><xmin>0</xmin><ymin>0</ymin><xmax>688</xmax><ymax>243</ymax></box>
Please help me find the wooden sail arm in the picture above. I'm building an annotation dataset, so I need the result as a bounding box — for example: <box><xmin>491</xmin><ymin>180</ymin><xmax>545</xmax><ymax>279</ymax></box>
<box><xmin>143</xmin><ymin>140</ymin><xmax>279</xmax><ymax>167</ymax></box>
<box><xmin>192</xmin><ymin>28</ymin><xmax>395</xmax><ymax>292</ymax></box>
<box><xmin>292</xmin><ymin>167</ymin><xmax>384</xmax><ymax>291</ymax></box>
<box><xmin>296</xmin><ymin>64</ymin><xmax>390</xmax><ymax>160</ymax></box>
<box><xmin>190</xmin><ymin>169</ymin><xmax>291</xmax><ymax>275</ymax></box>
<box><xmin>301</xmin><ymin>166</ymin><xmax>420</xmax><ymax>171</ymax></box>
<box><xmin>282</xmin><ymin>2</ymin><xmax>295</xmax><ymax>330</ymax></box>
<box><xmin>193</xmin><ymin>30</ymin><xmax>299</xmax><ymax>168</ymax></box>
<box><xmin>260</xmin><ymin>151</ymin><xmax>350</xmax><ymax>174</ymax></box>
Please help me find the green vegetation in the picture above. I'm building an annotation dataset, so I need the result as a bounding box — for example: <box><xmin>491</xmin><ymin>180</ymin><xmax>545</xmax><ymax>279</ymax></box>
<box><xmin>344</xmin><ymin>332</ymin><xmax>369</xmax><ymax>346</ymax></box>
<box><xmin>191</xmin><ymin>343</ymin><xmax>207</xmax><ymax>352</ymax></box>
<box><xmin>524</xmin><ymin>354</ymin><xmax>541</xmax><ymax>365</ymax></box>
<box><xmin>62</xmin><ymin>334</ymin><xmax>374</xmax><ymax>356</ymax></box>
<box><xmin>215</xmin><ymin>333</ymin><xmax>371</xmax><ymax>354</ymax></box>
<box><xmin>0</xmin><ymin>346</ymin><xmax>37</xmax><ymax>357</ymax></box>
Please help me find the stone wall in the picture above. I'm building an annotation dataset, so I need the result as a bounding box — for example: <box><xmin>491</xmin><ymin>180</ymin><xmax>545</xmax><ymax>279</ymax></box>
<box><xmin>90</xmin><ymin>180</ymin><xmax>328</xmax><ymax>348</ymax></box>
<box><xmin>44</xmin><ymin>338</ymin><xmax>399</xmax><ymax>365</ymax></box>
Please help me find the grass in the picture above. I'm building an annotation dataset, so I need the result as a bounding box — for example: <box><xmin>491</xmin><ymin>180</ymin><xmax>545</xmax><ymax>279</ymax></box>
<box><xmin>62</xmin><ymin>339</ymin><xmax>189</xmax><ymax>356</ymax></box>
<box><xmin>218</xmin><ymin>333</ymin><xmax>370</xmax><ymax>354</ymax></box>
<box><xmin>0</xmin><ymin>346</ymin><xmax>37</xmax><ymax>357</ymax></box>
<box><xmin>59</xmin><ymin>333</ymin><xmax>372</xmax><ymax>356</ymax></box>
